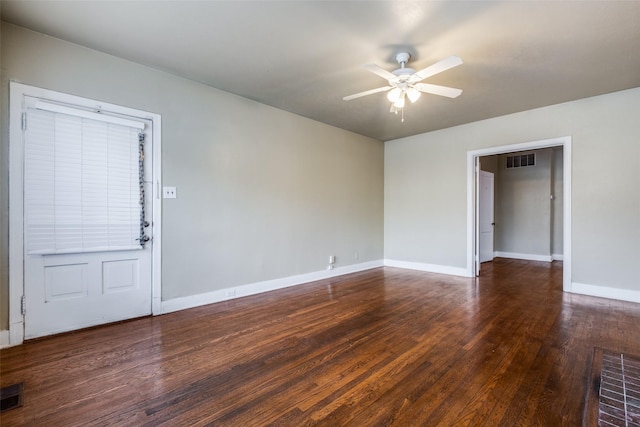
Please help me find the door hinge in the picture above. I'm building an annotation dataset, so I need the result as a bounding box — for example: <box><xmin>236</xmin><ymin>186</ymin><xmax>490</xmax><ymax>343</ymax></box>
<box><xmin>21</xmin><ymin>112</ymin><xmax>27</xmax><ymax>131</ymax></box>
<box><xmin>21</xmin><ymin>295</ymin><xmax>26</xmax><ymax>315</ymax></box>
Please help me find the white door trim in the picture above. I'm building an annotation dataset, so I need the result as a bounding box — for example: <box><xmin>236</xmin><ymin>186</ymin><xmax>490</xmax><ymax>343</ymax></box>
<box><xmin>466</xmin><ymin>136</ymin><xmax>571</xmax><ymax>291</ymax></box>
<box><xmin>8</xmin><ymin>82</ymin><xmax>162</xmax><ymax>347</ymax></box>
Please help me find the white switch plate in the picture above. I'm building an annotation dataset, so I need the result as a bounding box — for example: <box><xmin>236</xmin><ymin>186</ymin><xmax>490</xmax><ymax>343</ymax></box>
<box><xmin>163</xmin><ymin>186</ymin><xmax>177</xmax><ymax>199</ymax></box>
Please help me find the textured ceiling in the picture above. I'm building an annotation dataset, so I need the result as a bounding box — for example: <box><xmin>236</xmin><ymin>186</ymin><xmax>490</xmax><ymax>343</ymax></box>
<box><xmin>2</xmin><ymin>1</ymin><xmax>640</xmax><ymax>141</ymax></box>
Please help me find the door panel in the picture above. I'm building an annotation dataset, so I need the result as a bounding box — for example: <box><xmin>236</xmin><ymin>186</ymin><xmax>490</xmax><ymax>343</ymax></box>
<box><xmin>44</xmin><ymin>263</ymin><xmax>88</xmax><ymax>301</ymax></box>
<box><xmin>479</xmin><ymin>171</ymin><xmax>495</xmax><ymax>263</ymax></box>
<box><xmin>22</xmin><ymin>97</ymin><xmax>153</xmax><ymax>339</ymax></box>
<box><xmin>103</xmin><ymin>259</ymin><xmax>139</xmax><ymax>293</ymax></box>
<box><xmin>25</xmin><ymin>249</ymin><xmax>151</xmax><ymax>338</ymax></box>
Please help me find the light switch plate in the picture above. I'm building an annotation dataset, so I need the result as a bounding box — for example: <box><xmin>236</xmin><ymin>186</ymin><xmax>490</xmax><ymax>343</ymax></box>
<box><xmin>163</xmin><ymin>186</ymin><xmax>177</xmax><ymax>199</ymax></box>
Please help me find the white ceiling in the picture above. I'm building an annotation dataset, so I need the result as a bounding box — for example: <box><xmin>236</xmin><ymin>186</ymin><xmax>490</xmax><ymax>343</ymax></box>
<box><xmin>2</xmin><ymin>1</ymin><xmax>640</xmax><ymax>141</ymax></box>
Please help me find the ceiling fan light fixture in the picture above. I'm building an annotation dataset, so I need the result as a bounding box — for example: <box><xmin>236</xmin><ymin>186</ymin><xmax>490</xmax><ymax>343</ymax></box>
<box><xmin>393</xmin><ymin>94</ymin><xmax>406</xmax><ymax>109</ymax></box>
<box><xmin>407</xmin><ymin>87</ymin><xmax>421</xmax><ymax>103</ymax></box>
<box><xmin>387</xmin><ymin>87</ymin><xmax>402</xmax><ymax>103</ymax></box>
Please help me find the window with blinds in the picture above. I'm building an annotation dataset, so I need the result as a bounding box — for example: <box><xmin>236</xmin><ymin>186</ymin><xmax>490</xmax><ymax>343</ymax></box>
<box><xmin>24</xmin><ymin>102</ymin><xmax>145</xmax><ymax>255</ymax></box>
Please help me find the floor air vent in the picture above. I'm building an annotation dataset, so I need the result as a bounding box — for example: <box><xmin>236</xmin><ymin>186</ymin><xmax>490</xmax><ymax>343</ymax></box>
<box><xmin>585</xmin><ymin>348</ymin><xmax>640</xmax><ymax>425</ymax></box>
<box><xmin>0</xmin><ymin>383</ymin><xmax>24</xmax><ymax>412</ymax></box>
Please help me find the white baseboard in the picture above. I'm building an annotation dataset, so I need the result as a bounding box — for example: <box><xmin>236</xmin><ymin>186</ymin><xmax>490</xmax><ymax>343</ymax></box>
<box><xmin>494</xmin><ymin>251</ymin><xmax>553</xmax><ymax>262</ymax></box>
<box><xmin>570</xmin><ymin>282</ymin><xmax>640</xmax><ymax>304</ymax></box>
<box><xmin>160</xmin><ymin>260</ymin><xmax>384</xmax><ymax>314</ymax></box>
<box><xmin>383</xmin><ymin>259</ymin><xmax>471</xmax><ymax>277</ymax></box>
<box><xmin>0</xmin><ymin>330</ymin><xmax>10</xmax><ymax>349</ymax></box>
<box><xmin>552</xmin><ymin>253</ymin><xmax>564</xmax><ymax>261</ymax></box>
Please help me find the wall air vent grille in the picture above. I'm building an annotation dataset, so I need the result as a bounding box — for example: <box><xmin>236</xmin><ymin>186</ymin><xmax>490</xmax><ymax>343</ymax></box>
<box><xmin>506</xmin><ymin>153</ymin><xmax>536</xmax><ymax>169</ymax></box>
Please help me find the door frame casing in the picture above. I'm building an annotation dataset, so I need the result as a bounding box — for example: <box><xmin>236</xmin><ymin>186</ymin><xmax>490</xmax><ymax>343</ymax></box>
<box><xmin>466</xmin><ymin>136</ymin><xmax>571</xmax><ymax>290</ymax></box>
<box><xmin>8</xmin><ymin>82</ymin><xmax>162</xmax><ymax>346</ymax></box>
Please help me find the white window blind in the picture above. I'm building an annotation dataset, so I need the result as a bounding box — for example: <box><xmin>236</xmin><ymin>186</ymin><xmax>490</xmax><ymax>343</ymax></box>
<box><xmin>25</xmin><ymin>104</ymin><xmax>144</xmax><ymax>255</ymax></box>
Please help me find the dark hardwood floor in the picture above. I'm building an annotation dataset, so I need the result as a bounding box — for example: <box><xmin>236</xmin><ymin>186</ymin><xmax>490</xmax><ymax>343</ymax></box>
<box><xmin>2</xmin><ymin>259</ymin><xmax>639</xmax><ymax>426</ymax></box>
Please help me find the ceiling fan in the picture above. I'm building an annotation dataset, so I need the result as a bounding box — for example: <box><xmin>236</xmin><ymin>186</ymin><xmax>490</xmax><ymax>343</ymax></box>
<box><xmin>343</xmin><ymin>52</ymin><xmax>463</xmax><ymax>119</ymax></box>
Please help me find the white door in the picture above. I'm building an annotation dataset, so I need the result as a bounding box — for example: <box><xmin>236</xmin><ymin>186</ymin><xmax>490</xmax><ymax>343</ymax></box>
<box><xmin>22</xmin><ymin>96</ymin><xmax>154</xmax><ymax>339</ymax></box>
<box><xmin>479</xmin><ymin>170</ymin><xmax>495</xmax><ymax>264</ymax></box>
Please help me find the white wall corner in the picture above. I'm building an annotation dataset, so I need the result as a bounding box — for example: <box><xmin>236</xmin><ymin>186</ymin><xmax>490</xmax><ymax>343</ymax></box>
<box><xmin>384</xmin><ymin>259</ymin><xmax>472</xmax><ymax>278</ymax></box>
<box><xmin>570</xmin><ymin>282</ymin><xmax>640</xmax><ymax>304</ymax></box>
<box><xmin>552</xmin><ymin>253</ymin><xmax>564</xmax><ymax>261</ymax></box>
<box><xmin>160</xmin><ymin>260</ymin><xmax>384</xmax><ymax>314</ymax></box>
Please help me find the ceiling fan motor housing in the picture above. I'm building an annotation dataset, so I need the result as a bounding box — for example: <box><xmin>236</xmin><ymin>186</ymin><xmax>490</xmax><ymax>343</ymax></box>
<box><xmin>392</xmin><ymin>52</ymin><xmax>415</xmax><ymax>81</ymax></box>
<box><xmin>395</xmin><ymin>52</ymin><xmax>411</xmax><ymax>64</ymax></box>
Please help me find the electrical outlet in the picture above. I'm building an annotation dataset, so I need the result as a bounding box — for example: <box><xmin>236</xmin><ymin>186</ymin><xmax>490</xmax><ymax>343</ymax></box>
<box><xmin>329</xmin><ymin>255</ymin><xmax>335</xmax><ymax>264</ymax></box>
<box><xmin>163</xmin><ymin>186</ymin><xmax>177</xmax><ymax>199</ymax></box>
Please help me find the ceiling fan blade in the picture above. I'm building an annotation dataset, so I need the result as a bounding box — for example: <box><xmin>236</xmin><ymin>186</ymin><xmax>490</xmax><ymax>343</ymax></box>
<box><xmin>414</xmin><ymin>83</ymin><xmax>463</xmax><ymax>98</ymax></box>
<box><xmin>410</xmin><ymin>56</ymin><xmax>463</xmax><ymax>83</ymax></box>
<box><xmin>362</xmin><ymin>63</ymin><xmax>397</xmax><ymax>81</ymax></box>
<box><xmin>343</xmin><ymin>86</ymin><xmax>393</xmax><ymax>101</ymax></box>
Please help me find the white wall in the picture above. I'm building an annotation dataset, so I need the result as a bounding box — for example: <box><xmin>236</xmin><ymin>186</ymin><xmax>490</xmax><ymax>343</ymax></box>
<box><xmin>385</xmin><ymin>87</ymin><xmax>640</xmax><ymax>295</ymax></box>
<box><xmin>0</xmin><ymin>24</ymin><xmax>384</xmax><ymax>329</ymax></box>
<box><xmin>495</xmin><ymin>148</ymin><xmax>552</xmax><ymax>258</ymax></box>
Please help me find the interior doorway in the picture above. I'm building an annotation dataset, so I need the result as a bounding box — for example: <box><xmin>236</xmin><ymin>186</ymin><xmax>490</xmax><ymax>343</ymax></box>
<box><xmin>466</xmin><ymin>136</ymin><xmax>571</xmax><ymax>291</ymax></box>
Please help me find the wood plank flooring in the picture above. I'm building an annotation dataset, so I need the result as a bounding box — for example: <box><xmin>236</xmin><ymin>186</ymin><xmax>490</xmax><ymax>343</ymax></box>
<box><xmin>1</xmin><ymin>258</ymin><xmax>640</xmax><ymax>426</ymax></box>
